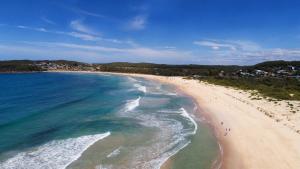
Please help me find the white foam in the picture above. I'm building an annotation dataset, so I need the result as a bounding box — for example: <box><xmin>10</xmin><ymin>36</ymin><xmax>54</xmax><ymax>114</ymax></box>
<box><xmin>158</xmin><ymin>108</ymin><xmax>198</xmax><ymax>135</ymax></box>
<box><xmin>99</xmin><ymin>74</ymin><xmax>111</xmax><ymax>77</ymax></box>
<box><xmin>134</xmin><ymin>83</ymin><xmax>147</xmax><ymax>93</ymax></box>
<box><xmin>216</xmin><ymin>142</ymin><xmax>224</xmax><ymax>169</ymax></box>
<box><xmin>106</xmin><ymin>147</ymin><xmax>121</xmax><ymax>158</ymax></box>
<box><xmin>150</xmin><ymin>141</ymin><xmax>191</xmax><ymax>169</ymax></box>
<box><xmin>0</xmin><ymin>132</ymin><xmax>111</xmax><ymax>169</ymax></box>
<box><xmin>165</xmin><ymin>92</ymin><xmax>177</xmax><ymax>96</ymax></box>
<box><xmin>179</xmin><ymin>108</ymin><xmax>198</xmax><ymax>135</ymax></box>
<box><xmin>125</xmin><ymin>121</ymin><xmax>189</xmax><ymax>169</ymax></box>
<box><xmin>121</xmin><ymin>107</ymin><xmax>198</xmax><ymax>169</ymax></box>
<box><xmin>149</xmin><ymin>92</ymin><xmax>177</xmax><ymax>96</ymax></box>
<box><xmin>127</xmin><ymin>77</ymin><xmax>138</xmax><ymax>82</ymax></box>
<box><xmin>124</xmin><ymin>97</ymin><xmax>141</xmax><ymax>112</ymax></box>
<box><xmin>146</xmin><ymin>108</ymin><xmax>198</xmax><ymax>169</ymax></box>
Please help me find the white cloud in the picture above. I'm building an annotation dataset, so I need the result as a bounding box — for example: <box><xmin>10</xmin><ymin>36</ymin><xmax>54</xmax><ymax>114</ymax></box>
<box><xmin>163</xmin><ymin>46</ymin><xmax>177</xmax><ymax>50</ymax></box>
<box><xmin>30</xmin><ymin>42</ymin><xmax>189</xmax><ymax>58</ymax></box>
<box><xmin>41</xmin><ymin>17</ymin><xmax>56</xmax><ymax>25</ymax></box>
<box><xmin>72</xmin><ymin>8</ymin><xmax>105</xmax><ymax>18</ymax></box>
<box><xmin>194</xmin><ymin>41</ymin><xmax>236</xmax><ymax>50</ymax></box>
<box><xmin>0</xmin><ymin>41</ymin><xmax>192</xmax><ymax>63</ymax></box>
<box><xmin>0</xmin><ymin>44</ymin><xmax>107</xmax><ymax>62</ymax></box>
<box><xmin>194</xmin><ymin>40</ymin><xmax>261</xmax><ymax>52</ymax></box>
<box><xmin>70</xmin><ymin>19</ymin><xmax>100</xmax><ymax>35</ymax></box>
<box><xmin>127</xmin><ymin>15</ymin><xmax>147</xmax><ymax>30</ymax></box>
<box><xmin>14</xmin><ymin>24</ymin><xmax>138</xmax><ymax>46</ymax></box>
<box><xmin>17</xmin><ymin>25</ymin><xmax>28</xmax><ymax>29</ymax></box>
<box><xmin>194</xmin><ymin>39</ymin><xmax>300</xmax><ymax>63</ymax></box>
<box><xmin>17</xmin><ymin>25</ymin><xmax>49</xmax><ymax>33</ymax></box>
<box><xmin>68</xmin><ymin>32</ymin><xmax>98</xmax><ymax>41</ymax></box>
<box><xmin>36</xmin><ymin>28</ymin><xmax>47</xmax><ymax>32</ymax></box>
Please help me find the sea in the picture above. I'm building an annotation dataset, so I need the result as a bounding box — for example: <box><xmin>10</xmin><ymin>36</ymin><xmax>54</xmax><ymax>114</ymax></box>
<box><xmin>0</xmin><ymin>72</ymin><xmax>219</xmax><ymax>169</ymax></box>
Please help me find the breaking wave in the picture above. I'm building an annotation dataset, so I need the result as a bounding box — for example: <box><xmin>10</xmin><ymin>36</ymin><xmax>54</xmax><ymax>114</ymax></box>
<box><xmin>179</xmin><ymin>107</ymin><xmax>198</xmax><ymax>135</ymax></box>
<box><xmin>124</xmin><ymin>107</ymin><xmax>198</xmax><ymax>169</ymax></box>
<box><xmin>123</xmin><ymin>97</ymin><xmax>141</xmax><ymax>112</ymax></box>
<box><xmin>134</xmin><ymin>83</ymin><xmax>147</xmax><ymax>93</ymax></box>
<box><xmin>0</xmin><ymin>132</ymin><xmax>111</xmax><ymax>169</ymax></box>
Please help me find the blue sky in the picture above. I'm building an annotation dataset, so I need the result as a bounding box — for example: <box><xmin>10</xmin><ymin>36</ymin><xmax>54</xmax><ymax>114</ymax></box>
<box><xmin>0</xmin><ymin>0</ymin><xmax>299</xmax><ymax>65</ymax></box>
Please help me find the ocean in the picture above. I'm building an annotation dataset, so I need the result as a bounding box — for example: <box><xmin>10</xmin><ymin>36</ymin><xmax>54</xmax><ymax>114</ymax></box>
<box><xmin>0</xmin><ymin>72</ymin><xmax>219</xmax><ymax>169</ymax></box>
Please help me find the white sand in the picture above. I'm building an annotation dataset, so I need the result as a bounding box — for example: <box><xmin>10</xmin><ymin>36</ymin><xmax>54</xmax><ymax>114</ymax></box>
<box><xmin>123</xmin><ymin>74</ymin><xmax>300</xmax><ymax>169</ymax></box>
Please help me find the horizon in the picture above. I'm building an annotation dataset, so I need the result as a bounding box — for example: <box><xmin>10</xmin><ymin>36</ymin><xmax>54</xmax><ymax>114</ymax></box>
<box><xmin>0</xmin><ymin>0</ymin><xmax>300</xmax><ymax>65</ymax></box>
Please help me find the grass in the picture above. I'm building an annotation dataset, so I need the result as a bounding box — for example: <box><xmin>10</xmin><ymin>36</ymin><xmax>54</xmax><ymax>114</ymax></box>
<box><xmin>199</xmin><ymin>77</ymin><xmax>300</xmax><ymax>101</ymax></box>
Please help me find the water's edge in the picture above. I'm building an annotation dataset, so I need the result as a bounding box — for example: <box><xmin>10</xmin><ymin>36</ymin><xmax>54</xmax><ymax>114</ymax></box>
<box><xmin>122</xmin><ymin>74</ymin><xmax>223</xmax><ymax>169</ymax></box>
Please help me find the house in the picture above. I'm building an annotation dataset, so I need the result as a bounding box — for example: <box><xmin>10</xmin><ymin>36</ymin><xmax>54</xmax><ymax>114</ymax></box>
<box><xmin>277</xmin><ymin>70</ymin><xmax>288</xmax><ymax>74</ymax></box>
<box><xmin>255</xmin><ymin>69</ymin><xmax>268</xmax><ymax>76</ymax></box>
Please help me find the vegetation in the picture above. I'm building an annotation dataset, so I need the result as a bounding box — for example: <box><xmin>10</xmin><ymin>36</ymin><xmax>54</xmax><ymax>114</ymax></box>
<box><xmin>0</xmin><ymin>60</ymin><xmax>89</xmax><ymax>72</ymax></box>
<box><xmin>254</xmin><ymin>60</ymin><xmax>300</xmax><ymax>69</ymax></box>
<box><xmin>0</xmin><ymin>60</ymin><xmax>43</xmax><ymax>72</ymax></box>
<box><xmin>97</xmin><ymin>62</ymin><xmax>242</xmax><ymax>76</ymax></box>
<box><xmin>200</xmin><ymin>77</ymin><xmax>300</xmax><ymax>100</ymax></box>
<box><xmin>1</xmin><ymin>59</ymin><xmax>299</xmax><ymax>100</ymax></box>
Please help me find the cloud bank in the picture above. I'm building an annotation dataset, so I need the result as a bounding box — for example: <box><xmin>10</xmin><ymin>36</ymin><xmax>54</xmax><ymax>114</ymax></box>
<box><xmin>194</xmin><ymin>39</ymin><xmax>300</xmax><ymax>64</ymax></box>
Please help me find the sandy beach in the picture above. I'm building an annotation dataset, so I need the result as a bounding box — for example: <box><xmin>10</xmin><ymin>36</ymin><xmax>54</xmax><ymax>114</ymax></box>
<box><xmin>49</xmin><ymin>71</ymin><xmax>300</xmax><ymax>168</ymax></box>
<box><xmin>113</xmin><ymin>73</ymin><xmax>300</xmax><ymax>169</ymax></box>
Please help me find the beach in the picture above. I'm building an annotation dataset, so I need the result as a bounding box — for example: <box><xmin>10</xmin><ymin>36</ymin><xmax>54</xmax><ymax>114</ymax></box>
<box><xmin>3</xmin><ymin>71</ymin><xmax>300</xmax><ymax>169</ymax></box>
<box><xmin>117</xmin><ymin>73</ymin><xmax>300</xmax><ymax>169</ymax></box>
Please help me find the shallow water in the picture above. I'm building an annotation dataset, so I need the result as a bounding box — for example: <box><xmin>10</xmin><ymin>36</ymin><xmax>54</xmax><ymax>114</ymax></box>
<box><xmin>0</xmin><ymin>72</ymin><xmax>218</xmax><ymax>169</ymax></box>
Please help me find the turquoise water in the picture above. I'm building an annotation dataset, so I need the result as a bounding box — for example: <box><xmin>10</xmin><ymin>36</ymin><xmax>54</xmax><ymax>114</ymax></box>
<box><xmin>0</xmin><ymin>72</ymin><xmax>218</xmax><ymax>169</ymax></box>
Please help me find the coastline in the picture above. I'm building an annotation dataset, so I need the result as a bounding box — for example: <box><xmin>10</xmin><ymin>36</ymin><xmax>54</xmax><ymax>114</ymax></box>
<box><xmin>47</xmin><ymin>71</ymin><xmax>300</xmax><ymax>169</ymax></box>
<box><xmin>98</xmin><ymin>72</ymin><xmax>300</xmax><ymax>169</ymax></box>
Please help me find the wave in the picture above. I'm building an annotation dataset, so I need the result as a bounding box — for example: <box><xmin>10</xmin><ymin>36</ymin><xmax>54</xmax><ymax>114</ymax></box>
<box><xmin>152</xmin><ymin>85</ymin><xmax>177</xmax><ymax>96</ymax></box>
<box><xmin>134</xmin><ymin>83</ymin><xmax>147</xmax><ymax>93</ymax></box>
<box><xmin>124</xmin><ymin>97</ymin><xmax>141</xmax><ymax>112</ymax></box>
<box><xmin>150</xmin><ymin>141</ymin><xmax>191</xmax><ymax>169</ymax></box>
<box><xmin>127</xmin><ymin>77</ymin><xmax>146</xmax><ymax>93</ymax></box>
<box><xmin>127</xmin><ymin>77</ymin><xmax>138</xmax><ymax>82</ymax></box>
<box><xmin>158</xmin><ymin>108</ymin><xmax>198</xmax><ymax>135</ymax></box>
<box><xmin>179</xmin><ymin>108</ymin><xmax>198</xmax><ymax>135</ymax></box>
<box><xmin>125</xmin><ymin>107</ymin><xmax>198</xmax><ymax>169</ymax></box>
<box><xmin>144</xmin><ymin>108</ymin><xmax>198</xmax><ymax>169</ymax></box>
<box><xmin>106</xmin><ymin>147</ymin><xmax>121</xmax><ymax>158</ymax></box>
<box><xmin>0</xmin><ymin>132</ymin><xmax>110</xmax><ymax>169</ymax></box>
<box><xmin>99</xmin><ymin>74</ymin><xmax>111</xmax><ymax>77</ymax></box>
<box><xmin>149</xmin><ymin>91</ymin><xmax>177</xmax><ymax>96</ymax></box>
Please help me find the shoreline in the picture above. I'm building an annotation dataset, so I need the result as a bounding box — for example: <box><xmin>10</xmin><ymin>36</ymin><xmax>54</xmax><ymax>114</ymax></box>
<box><xmin>98</xmin><ymin>72</ymin><xmax>300</xmax><ymax>169</ymax></box>
<box><xmin>122</xmin><ymin>73</ymin><xmax>226</xmax><ymax>169</ymax></box>
<box><xmin>46</xmin><ymin>71</ymin><xmax>300</xmax><ymax>169</ymax></box>
<box><xmin>46</xmin><ymin>71</ymin><xmax>223</xmax><ymax>168</ymax></box>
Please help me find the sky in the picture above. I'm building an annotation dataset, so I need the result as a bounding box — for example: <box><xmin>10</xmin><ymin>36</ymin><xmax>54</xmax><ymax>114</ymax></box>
<box><xmin>0</xmin><ymin>0</ymin><xmax>299</xmax><ymax>65</ymax></box>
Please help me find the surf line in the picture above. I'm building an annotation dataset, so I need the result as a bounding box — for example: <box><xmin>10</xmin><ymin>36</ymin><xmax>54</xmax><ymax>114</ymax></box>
<box><xmin>124</xmin><ymin>96</ymin><xmax>141</xmax><ymax>112</ymax></box>
<box><xmin>0</xmin><ymin>132</ymin><xmax>111</xmax><ymax>169</ymax></box>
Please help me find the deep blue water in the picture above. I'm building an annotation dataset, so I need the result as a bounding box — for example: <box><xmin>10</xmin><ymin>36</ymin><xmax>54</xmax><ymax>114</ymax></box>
<box><xmin>0</xmin><ymin>73</ymin><xmax>139</xmax><ymax>153</ymax></box>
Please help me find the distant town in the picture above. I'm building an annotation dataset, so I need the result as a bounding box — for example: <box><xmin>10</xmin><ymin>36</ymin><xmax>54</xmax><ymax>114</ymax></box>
<box><xmin>217</xmin><ymin>65</ymin><xmax>299</xmax><ymax>79</ymax></box>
